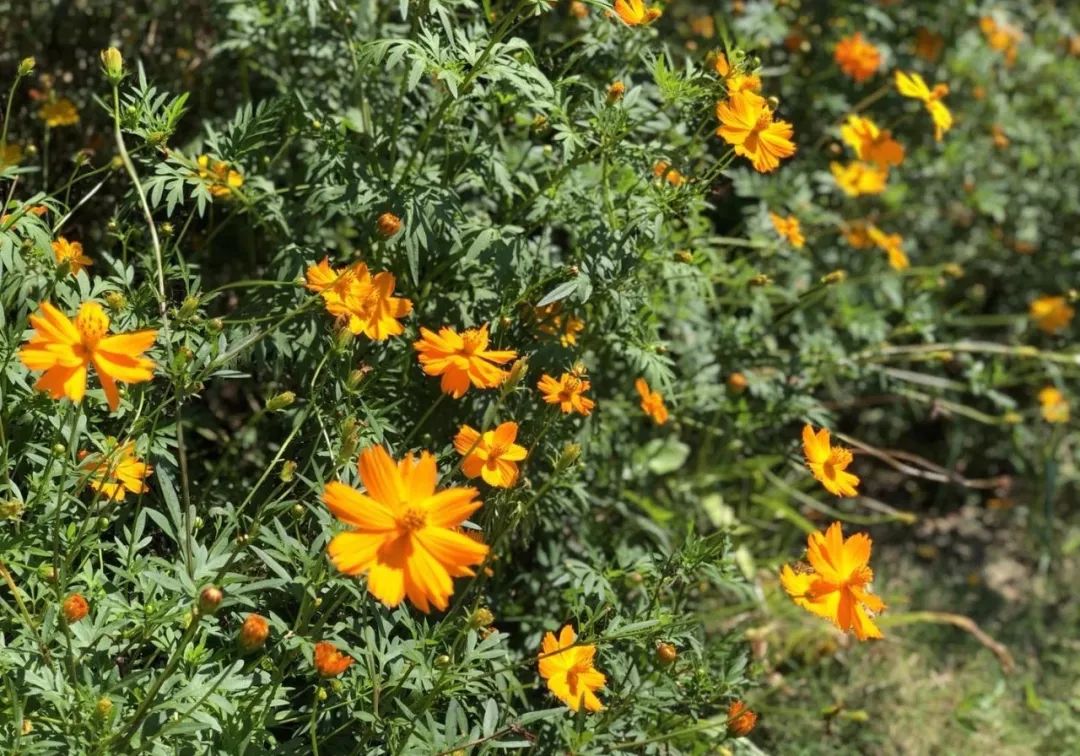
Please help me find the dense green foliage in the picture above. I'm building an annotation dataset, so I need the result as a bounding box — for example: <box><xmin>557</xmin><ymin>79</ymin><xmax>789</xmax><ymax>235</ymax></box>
<box><xmin>0</xmin><ymin>0</ymin><xmax>1077</xmax><ymax>753</ymax></box>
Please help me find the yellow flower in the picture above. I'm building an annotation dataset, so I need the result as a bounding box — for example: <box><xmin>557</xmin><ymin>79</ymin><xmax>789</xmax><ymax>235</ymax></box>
<box><xmin>39</xmin><ymin>98</ymin><xmax>79</xmax><ymax>127</ymax></box>
<box><xmin>454</xmin><ymin>422</ymin><xmax>528</xmax><ymax>488</ymax></box>
<box><xmin>830</xmin><ymin>161</ymin><xmax>888</xmax><ymax>196</ymax></box>
<box><xmin>1038</xmin><ymin>387</ymin><xmax>1069</xmax><ymax>423</ymax></box>
<box><xmin>839</xmin><ymin>115</ymin><xmax>905</xmax><ymax>168</ymax></box>
<box><xmin>715</xmin><ymin>91</ymin><xmax>796</xmax><ymax>173</ymax></box>
<box><xmin>780</xmin><ymin>521</ymin><xmax>885</xmax><ymax>640</ymax></box>
<box><xmin>1029</xmin><ymin>295</ymin><xmax>1074</xmax><ymax>334</ymax></box>
<box><xmin>196</xmin><ymin>155</ymin><xmax>244</xmax><ymax>198</ymax></box>
<box><xmin>769</xmin><ymin>212</ymin><xmax>805</xmax><ymax>248</ymax></box>
<box><xmin>52</xmin><ymin>237</ymin><xmax>93</xmax><ymax>275</ymax></box>
<box><xmin>840</xmin><ymin>220</ymin><xmax>874</xmax><ymax>249</ymax></box>
<box><xmin>313</xmin><ymin>641</ymin><xmax>354</xmax><ymax>678</ymax></box>
<box><xmin>613</xmin><ymin>0</ymin><xmax>661</xmax><ymax>26</ymax></box>
<box><xmin>802</xmin><ymin>424</ymin><xmax>859</xmax><ymax>497</ymax></box>
<box><xmin>305</xmin><ymin>257</ymin><xmax>412</xmax><ymax>340</ymax></box>
<box><xmin>895</xmin><ymin>70</ymin><xmax>952</xmax><ymax>141</ymax></box>
<box><xmin>0</xmin><ymin>143</ymin><xmax>23</xmax><ymax>169</ymax></box>
<box><xmin>534</xmin><ymin>303</ymin><xmax>585</xmax><ymax>347</ymax></box>
<box><xmin>834</xmin><ymin>33</ymin><xmax>882</xmax><ymax>83</ymax></box>
<box><xmin>867</xmin><ymin>226</ymin><xmax>909</xmax><ymax>270</ymax></box>
<box><xmin>538</xmin><ymin>370</ymin><xmax>595</xmax><ymax>416</ymax></box>
<box><xmin>652</xmin><ymin>160</ymin><xmax>686</xmax><ymax>187</ymax></box>
<box><xmin>414</xmin><ymin>325</ymin><xmax>517</xmax><ymax>397</ymax></box>
<box><xmin>19</xmin><ymin>301</ymin><xmax>157</xmax><ymax>411</ymax></box>
<box><xmin>81</xmin><ymin>442</ymin><xmax>152</xmax><ymax>502</ymax></box>
<box><xmin>323</xmin><ymin>445</ymin><xmax>489</xmax><ymax>612</ymax></box>
<box><xmin>635</xmin><ymin>378</ymin><xmax>668</xmax><ymax>425</ymax></box>
<box><xmin>538</xmin><ymin>625</ymin><xmax>605</xmax><ymax>712</ymax></box>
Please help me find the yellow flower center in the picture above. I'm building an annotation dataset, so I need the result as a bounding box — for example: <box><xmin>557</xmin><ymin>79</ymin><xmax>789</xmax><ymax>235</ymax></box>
<box><xmin>75</xmin><ymin>302</ymin><xmax>110</xmax><ymax>349</ymax></box>
<box><xmin>460</xmin><ymin>330</ymin><xmax>486</xmax><ymax>355</ymax></box>
<box><xmin>398</xmin><ymin>507</ymin><xmax>427</xmax><ymax>533</ymax></box>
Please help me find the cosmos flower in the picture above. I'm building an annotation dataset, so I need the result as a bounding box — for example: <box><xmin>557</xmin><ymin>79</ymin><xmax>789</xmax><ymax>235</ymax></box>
<box><xmin>802</xmin><ymin>424</ymin><xmax>859</xmax><ymax>497</ymax></box>
<box><xmin>538</xmin><ymin>625</ymin><xmax>606</xmax><ymax>712</ymax></box>
<box><xmin>39</xmin><ymin>98</ymin><xmax>79</xmax><ymax>127</ymax></box>
<box><xmin>81</xmin><ymin>441</ymin><xmax>152</xmax><ymax>502</ymax></box>
<box><xmin>323</xmin><ymin>445</ymin><xmax>488</xmax><ymax>612</ymax></box>
<box><xmin>313</xmin><ymin>641</ymin><xmax>354</xmax><ymax>677</ymax></box>
<box><xmin>1029</xmin><ymin>295</ymin><xmax>1074</xmax><ymax>334</ymax></box>
<box><xmin>715</xmin><ymin>91</ymin><xmax>796</xmax><ymax>173</ymax></box>
<box><xmin>634</xmin><ymin>378</ymin><xmax>669</xmax><ymax>425</ymax></box>
<box><xmin>613</xmin><ymin>0</ymin><xmax>661</xmax><ymax>26</ymax></box>
<box><xmin>895</xmin><ymin>71</ymin><xmax>952</xmax><ymax>141</ymax></box>
<box><xmin>538</xmin><ymin>369</ymin><xmax>595</xmax><ymax>416</ymax></box>
<box><xmin>780</xmin><ymin>521</ymin><xmax>885</xmax><ymax>640</ymax></box>
<box><xmin>839</xmin><ymin>115</ymin><xmax>905</xmax><ymax>168</ymax></box>
<box><xmin>414</xmin><ymin>325</ymin><xmax>517</xmax><ymax>397</ymax></box>
<box><xmin>769</xmin><ymin>212</ymin><xmax>805</xmax><ymax>248</ymax></box>
<box><xmin>19</xmin><ymin>301</ymin><xmax>157</xmax><ymax>411</ymax></box>
<box><xmin>305</xmin><ymin>257</ymin><xmax>412</xmax><ymax>340</ymax></box>
<box><xmin>534</xmin><ymin>303</ymin><xmax>585</xmax><ymax>347</ymax></box>
<box><xmin>454</xmin><ymin>421</ymin><xmax>528</xmax><ymax>488</ymax></box>
<box><xmin>195</xmin><ymin>155</ymin><xmax>244</xmax><ymax>198</ymax></box>
<box><xmin>1038</xmin><ymin>387</ymin><xmax>1069</xmax><ymax>423</ymax></box>
<box><xmin>834</xmin><ymin>33</ymin><xmax>882</xmax><ymax>83</ymax></box>
<box><xmin>830</xmin><ymin>161</ymin><xmax>888</xmax><ymax>196</ymax></box>
<box><xmin>52</xmin><ymin>237</ymin><xmax>93</xmax><ymax>275</ymax></box>
<box><xmin>726</xmin><ymin>700</ymin><xmax>758</xmax><ymax>737</ymax></box>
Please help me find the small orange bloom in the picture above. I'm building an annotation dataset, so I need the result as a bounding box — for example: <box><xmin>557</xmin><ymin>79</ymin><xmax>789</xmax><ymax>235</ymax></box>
<box><xmin>834</xmin><ymin>33</ymin><xmax>882</xmax><ymax>83</ymax></box>
<box><xmin>768</xmin><ymin>212</ymin><xmax>805</xmax><ymax>248</ymax></box>
<box><xmin>454</xmin><ymin>421</ymin><xmax>528</xmax><ymax>488</ymax></box>
<box><xmin>1029</xmin><ymin>296</ymin><xmax>1074</xmax><ymax>334</ymax></box>
<box><xmin>81</xmin><ymin>441</ymin><xmax>152</xmax><ymax>502</ymax></box>
<box><xmin>1038</xmin><ymin>387</ymin><xmax>1069</xmax><ymax>423</ymax></box>
<box><xmin>991</xmin><ymin>124</ymin><xmax>1009</xmax><ymax>149</ymax></box>
<box><xmin>239</xmin><ymin>613</ymin><xmax>270</xmax><ymax>652</ymax></box>
<box><xmin>323</xmin><ymin>445</ymin><xmax>488</xmax><ymax>612</ymax></box>
<box><xmin>802</xmin><ymin>424</ymin><xmax>859</xmax><ymax>497</ymax></box>
<box><xmin>196</xmin><ymin>155</ymin><xmax>244</xmax><ymax>198</ymax></box>
<box><xmin>780</xmin><ymin>522</ymin><xmax>885</xmax><ymax>640</ymax></box>
<box><xmin>867</xmin><ymin>226</ymin><xmax>909</xmax><ymax>270</ymax></box>
<box><xmin>715</xmin><ymin>91</ymin><xmax>796</xmax><ymax>173</ymax></box>
<box><xmin>839</xmin><ymin>115</ymin><xmax>905</xmax><ymax>168</ymax></box>
<box><xmin>634</xmin><ymin>378</ymin><xmax>668</xmax><ymax>425</ymax></box>
<box><xmin>538</xmin><ymin>625</ymin><xmax>605</xmax><ymax>712</ymax></box>
<box><xmin>895</xmin><ymin>71</ymin><xmax>952</xmax><ymax>141</ymax></box>
<box><xmin>652</xmin><ymin>160</ymin><xmax>686</xmax><ymax>187</ymax></box>
<box><xmin>52</xmin><ymin>237</ymin><xmax>93</xmax><ymax>275</ymax></box>
<box><xmin>313</xmin><ymin>641</ymin><xmax>354</xmax><ymax>677</ymax></box>
<box><xmin>376</xmin><ymin>212</ymin><xmax>402</xmax><ymax>238</ymax></box>
<box><xmin>62</xmin><ymin>593</ymin><xmax>89</xmax><ymax>623</ymax></box>
<box><xmin>840</xmin><ymin>220</ymin><xmax>874</xmax><ymax>249</ymax></box>
<box><xmin>980</xmin><ymin>16</ymin><xmax>1022</xmax><ymax>66</ymax></box>
<box><xmin>414</xmin><ymin>325</ymin><xmax>517</xmax><ymax>398</ymax></box>
<box><xmin>19</xmin><ymin>301</ymin><xmax>157</xmax><ymax>411</ymax></box>
<box><xmin>534</xmin><ymin>303</ymin><xmax>585</xmax><ymax>347</ymax></box>
<box><xmin>39</xmin><ymin>98</ymin><xmax>79</xmax><ymax>127</ymax></box>
<box><xmin>538</xmin><ymin>370</ymin><xmax>595</xmax><ymax>416</ymax></box>
<box><xmin>830</xmin><ymin>161</ymin><xmax>888</xmax><ymax>197</ymax></box>
<box><xmin>914</xmin><ymin>27</ymin><xmax>944</xmax><ymax>62</ymax></box>
<box><xmin>613</xmin><ymin>0</ymin><xmax>661</xmax><ymax>26</ymax></box>
<box><xmin>305</xmin><ymin>257</ymin><xmax>412</xmax><ymax>340</ymax></box>
<box><xmin>727</xmin><ymin>700</ymin><xmax>758</xmax><ymax>737</ymax></box>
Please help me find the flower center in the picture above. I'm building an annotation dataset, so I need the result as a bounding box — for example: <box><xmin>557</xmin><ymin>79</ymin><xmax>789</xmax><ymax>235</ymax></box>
<box><xmin>753</xmin><ymin>108</ymin><xmax>773</xmax><ymax>133</ymax></box>
<box><xmin>75</xmin><ymin>302</ymin><xmax>110</xmax><ymax>349</ymax></box>
<box><xmin>398</xmin><ymin>507</ymin><xmax>426</xmax><ymax>533</ymax></box>
<box><xmin>460</xmin><ymin>330</ymin><xmax>485</xmax><ymax>355</ymax></box>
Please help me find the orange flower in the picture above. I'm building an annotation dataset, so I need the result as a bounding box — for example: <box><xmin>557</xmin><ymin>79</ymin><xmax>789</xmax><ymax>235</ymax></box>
<box><xmin>0</xmin><ymin>143</ymin><xmax>23</xmax><ymax>169</ymax></box>
<box><xmin>62</xmin><ymin>593</ymin><xmax>89</xmax><ymax>623</ymax></box>
<box><xmin>715</xmin><ymin>91</ymin><xmax>796</xmax><ymax>173</ymax></box>
<box><xmin>1038</xmin><ymin>387</ymin><xmax>1069</xmax><ymax>423</ymax></box>
<box><xmin>867</xmin><ymin>226</ymin><xmax>909</xmax><ymax>270</ymax></box>
<box><xmin>313</xmin><ymin>641</ymin><xmax>354</xmax><ymax>677</ymax></box>
<box><xmin>196</xmin><ymin>155</ymin><xmax>243</xmax><ymax>198</ymax></box>
<box><xmin>839</xmin><ymin>115</ymin><xmax>905</xmax><ymax>168</ymax></box>
<box><xmin>840</xmin><ymin>220</ymin><xmax>874</xmax><ymax>249</ymax></box>
<box><xmin>914</xmin><ymin>27</ymin><xmax>944</xmax><ymax>62</ymax></box>
<box><xmin>652</xmin><ymin>160</ymin><xmax>686</xmax><ymax>187</ymax></box>
<box><xmin>768</xmin><ymin>212</ymin><xmax>805</xmax><ymax>248</ymax></box>
<box><xmin>323</xmin><ymin>445</ymin><xmax>488</xmax><ymax>612</ymax></box>
<box><xmin>780</xmin><ymin>521</ymin><xmax>885</xmax><ymax>640</ymax></box>
<box><xmin>81</xmin><ymin>441</ymin><xmax>152</xmax><ymax>502</ymax></box>
<box><xmin>376</xmin><ymin>212</ymin><xmax>402</xmax><ymax>238</ymax></box>
<box><xmin>634</xmin><ymin>378</ymin><xmax>668</xmax><ymax>425</ymax></box>
<box><xmin>538</xmin><ymin>370</ymin><xmax>595</xmax><ymax>416</ymax></box>
<box><xmin>802</xmin><ymin>424</ymin><xmax>859</xmax><ymax>497</ymax></box>
<box><xmin>727</xmin><ymin>700</ymin><xmax>758</xmax><ymax>737</ymax></box>
<box><xmin>613</xmin><ymin>0</ymin><xmax>661</xmax><ymax>26</ymax></box>
<box><xmin>39</xmin><ymin>98</ymin><xmax>79</xmax><ymax>127</ymax></box>
<box><xmin>19</xmin><ymin>301</ymin><xmax>157</xmax><ymax>411</ymax></box>
<box><xmin>834</xmin><ymin>33</ymin><xmax>882</xmax><ymax>83</ymax></box>
<box><xmin>239</xmin><ymin>613</ymin><xmax>270</xmax><ymax>652</ymax></box>
<box><xmin>52</xmin><ymin>237</ymin><xmax>93</xmax><ymax>275</ymax></box>
<box><xmin>991</xmin><ymin>124</ymin><xmax>1009</xmax><ymax>149</ymax></box>
<box><xmin>454</xmin><ymin>421</ymin><xmax>528</xmax><ymax>488</ymax></box>
<box><xmin>830</xmin><ymin>161</ymin><xmax>888</xmax><ymax>197</ymax></box>
<box><xmin>305</xmin><ymin>257</ymin><xmax>412</xmax><ymax>340</ymax></box>
<box><xmin>1029</xmin><ymin>296</ymin><xmax>1074</xmax><ymax>334</ymax></box>
<box><xmin>895</xmin><ymin>71</ymin><xmax>952</xmax><ymax>141</ymax></box>
<box><xmin>534</xmin><ymin>303</ymin><xmax>585</xmax><ymax>347</ymax></box>
<box><xmin>712</xmin><ymin>53</ymin><xmax>761</xmax><ymax>93</ymax></box>
<box><xmin>414</xmin><ymin>325</ymin><xmax>517</xmax><ymax>397</ymax></box>
<box><xmin>980</xmin><ymin>16</ymin><xmax>1022</xmax><ymax>65</ymax></box>
<box><xmin>538</xmin><ymin>625</ymin><xmax>605</xmax><ymax>712</ymax></box>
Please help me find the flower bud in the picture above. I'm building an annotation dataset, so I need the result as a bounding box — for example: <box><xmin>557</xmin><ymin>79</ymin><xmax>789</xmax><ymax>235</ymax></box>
<box><xmin>469</xmin><ymin>607</ymin><xmax>495</xmax><ymax>629</ymax></box>
<box><xmin>20</xmin><ymin>718</ymin><xmax>32</xmax><ymax>736</ymax></box>
<box><xmin>52</xmin><ymin>443</ymin><xmax>66</xmax><ymax>456</ymax></box>
<box><xmin>62</xmin><ymin>593</ymin><xmax>89</xmax><ymax>623</ymax></box>
<box><xmin>555</xmin><ymin>442</ymin><xmax>582</xmax><ymax>471</ymax></box>
<box><xmin>18</xmin><ymin>57</ymin><xmax>36</xmax><ymax>77</ymax></box>
<box><xmin>238</xmin><ymin>613</ymin><xmax>269</xmax><ymax>653</ymax></box>
<box><xmin>726</xmin><ymin>700</ymin><xmax>758</xmax><ymax>737</ymax></box>
<box><xmin>748</xmin><ymin>274</ymin><xmax>772</xmax><ymax>287</ymax></box>
<box><xmin>280</xmin><ymin>460</ymin><xmax>297</xmax><ymax>483</ymax></box>
<box><xmin>100</xmin><ymin>47</ymin><xmax>124</xmax><ymax>83</ymax></box>
<box><xmin>376</xmin><ymin>212</ymin><xmax>402</xmax><ymax>238</ymax></box>
<box><xmin>821</xmin><ymin>269</ymin><xmax>847</xmax><ymax>285</ymax></box>
<box><xmin>198</xmin><ymin>586</ymin><xmax>223</xmax><ymax>615</ymax></box>
<box><xmin>317</xmin><ymin>687</ymin><xmax>328</xmax><ymax>701</ymax></box>
<box><xmin>674</xmin><ymin>250</ymin><xmax>694</xmax><ymax>264</ymax></box>
<box><xmin>38</xmin><ymin>565</ymin><xmax>57</xmax><ymax>582</ymax></box>
<box><xmin>266</xmin><ymin>391</ymin><xmax>296</xmax><ymax>411</ymax></box>
<box><xmin>177</xmin><ymin>295</ymin><xmax>200</xmax><ymax>320</ymax></box>
<box><xmin>207</xmin><ymin>317</ymin><xmax>224</xmax><ymax>334</ymax></box>
<box><xmin>104</xmin><ymin>291</ymin><xmax>127</xmax><ymax>311</ymax></box>
<box><xmin>0</xmin><ymin>500</ymin><xmax>25</xmax><ymax>520</ymax></box>
<box><xmin>656</xmin><ymin>642</ymin><xmax>678</xmax><ymax>665</ymax></box>
<box><xmin>434</xmin><ymin>654</ymin><xmax>451</xmax><ymax>668</ymax></box>
<box><xmin>347</xmin><ymin>365</ymin><xmax>371</xmax><ymax>390</ymax></box>
<box><xmin>727</xmin><ymin>372</ymin><xmax>748</xmax><ymax>394</ymax></box>
<box><xmin>606</xmin><ymin>80</ymin><xmax>625</xmax><ymax>104</ymax></box>
<box><xmin>502</xmin><ymin>358</ymin><xmax>529</xmax><ymax>394</ymax></box>
<box><xmin>159</xmin><ymin>221</ymin><xmax>175</xmax><ymax>238</ymax></box>
<box><xmin>95</xmin><ymin>697</ymin><xmax>113</xmax><ymax>719</ymax></box>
